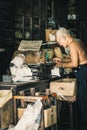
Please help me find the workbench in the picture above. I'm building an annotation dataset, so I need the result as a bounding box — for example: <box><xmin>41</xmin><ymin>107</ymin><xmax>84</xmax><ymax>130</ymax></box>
<box><xmin>0</xmin><ymin>76</ymin><xmax>59</xmax><ymax>95</ymax></box>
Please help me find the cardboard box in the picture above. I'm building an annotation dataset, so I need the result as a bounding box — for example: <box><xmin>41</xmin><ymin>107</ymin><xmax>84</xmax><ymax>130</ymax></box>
<box><xmin>12</xmin><ymin>40</ymin><xmax>43</xmax><ymax>64</ymax></box>
<box><xmin>50</xmin><ymin>78</ymin><xmax>77</xmax><ymax>98</ymax></box>
<box><xmin>45</xmin><ymin>29</ymin><xmax>57</xmax><ymax>42</ymax></box>
<box><xmin>18</xmin><ymin>40</ymin><xmax>42</xmax><ymax>51</ymax></box>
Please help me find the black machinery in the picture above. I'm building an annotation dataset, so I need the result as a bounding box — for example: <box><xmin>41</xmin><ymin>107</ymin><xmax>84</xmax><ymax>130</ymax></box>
<box><xmin>28</xmin><ymin>63</ymin><xmax>55</xmax><ymax>80</ymax></box>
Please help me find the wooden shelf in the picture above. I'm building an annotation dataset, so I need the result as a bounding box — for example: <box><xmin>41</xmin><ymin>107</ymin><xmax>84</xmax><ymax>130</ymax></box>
<box><xmin>14</xmin><ymin>0</ymin><xmax>55</xmax><ymax>48</ymax></box>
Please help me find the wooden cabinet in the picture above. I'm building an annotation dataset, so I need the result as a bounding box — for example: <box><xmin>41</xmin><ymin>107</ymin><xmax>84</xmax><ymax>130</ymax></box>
<box><xmin>32</xmin><ymin>17</ymin><xmax>40</xmax><ymax>40</ymax></box>
<box><xmin>14</xmin><ymin>0</ymin><xmax>56</xmax><ymax>49</ymax></box>
<box><xmin>15</xmin><ymin>13</ymin><xmax>32</xmax><ymax>49</ymax></box>
<box><xmin>15</xmin><ymin>0</ymin><xmax>33</xmax><ymax>49</ymax></box>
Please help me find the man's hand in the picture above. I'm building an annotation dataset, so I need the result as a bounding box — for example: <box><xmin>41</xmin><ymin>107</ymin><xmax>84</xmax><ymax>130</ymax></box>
<box><xmin>53</xmin><ymin>57</ymin><xmax>63</xmax><ymax>67</ymax></box>
<box><xmin>53</xmin><ymin>57</ymin><xmax>62</xmax><ymax>62</ymax></box>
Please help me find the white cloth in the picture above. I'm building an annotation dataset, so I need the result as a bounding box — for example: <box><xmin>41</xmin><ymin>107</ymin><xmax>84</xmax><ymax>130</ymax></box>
<box><xmin>11</xmin><ymin>54</ymin><xmax>25</xmax><ymax>67</ymax></box>
<box><xmin>8</xmin><ymin>99</ymin><xmax>42</xmax><ymax>130</ymax></box>
<box><xmin>10</xmin><ymin>54</ymin><xmax>33</xmax><ymax>82</ymax></box>
<box><xmin>10</xmin><ymin>64</ymin><xmax>32</xmax><ymax>82</ymax></box>
<box><xmin>51</xmin><ymin>66</ymin><xmax>60</xmax><ymax>77</ymax></box>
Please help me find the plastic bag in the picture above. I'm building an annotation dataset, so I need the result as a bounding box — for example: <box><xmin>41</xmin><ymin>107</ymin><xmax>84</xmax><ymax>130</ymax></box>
<box><xmin>8</xmin><ymin>99</ymin><xmax>42</xmax><ymax>130</ymax></box>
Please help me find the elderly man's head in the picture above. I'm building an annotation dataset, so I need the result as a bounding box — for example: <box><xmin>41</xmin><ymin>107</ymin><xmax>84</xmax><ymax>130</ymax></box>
<box><xmin>56</xmin><ymin>27</ymin><xmax>75</xmax><ymax>47</ymax></box>
<box><xmin>56</xmin><ymin>27</ymin><xmax>71</xmax><ymax>37</ymax></box>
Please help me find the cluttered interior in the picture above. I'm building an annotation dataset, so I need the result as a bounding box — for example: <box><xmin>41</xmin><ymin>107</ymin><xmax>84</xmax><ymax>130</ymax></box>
<box><xmin>0</xmin><ymin>0</ymin><xmax>87</xmax><ymax>130</ymax></box>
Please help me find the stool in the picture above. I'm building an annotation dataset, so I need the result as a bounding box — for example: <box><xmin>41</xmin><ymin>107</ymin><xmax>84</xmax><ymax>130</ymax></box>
<box><xmin>13</xmin><ymin>93</ymin><xmax>58</xmax><ymax>130</ymax></box>
<box><xmin>57</xmin><ymin>97</ymin><xmax>77</xmax><ymax>130</ymax></box>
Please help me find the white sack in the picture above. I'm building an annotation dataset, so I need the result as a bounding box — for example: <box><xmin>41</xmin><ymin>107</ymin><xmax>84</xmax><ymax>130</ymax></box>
<box><xmin>8</xmin><ymin>99</ymin><xmax>42</xmax><ymax>130</ymax></box>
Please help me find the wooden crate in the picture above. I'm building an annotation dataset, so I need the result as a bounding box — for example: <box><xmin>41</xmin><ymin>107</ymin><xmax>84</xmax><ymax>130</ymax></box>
<box><xmin>0</xmin><ymin>90</ymin><xmax>13</xmax><ymax>129</ymax></box>
<box><xmin>45</xmin><ymin>29</ymin><xmax>57</xmax><ymax>42</ymax></box>
<box><xmin>0</xmin><ymin>99</ymin><xmax>13</xmax><ymax>129</ymax></box>
<box><xmin>17</xmin><ymin>108</ymin><xmax>25</xmax><ymax>120</ymax></box>
<box><xmin>50</xmin><ymin>78</ymin><xmax>77</xmax><ymax>99</ymax></box>
<box><xmin>17</xmin><ymin>105</ymin><xmax>57</xmax><ymax>128</ymax></box>
<box><xmin>44</xmin><ymin>105</ymin><xmax>57</xmax><ymax>128</ymax></box>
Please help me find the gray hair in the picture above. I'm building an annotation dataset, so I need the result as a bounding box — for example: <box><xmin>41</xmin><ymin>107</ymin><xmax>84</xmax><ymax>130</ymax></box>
<box><xmin>56</xmin><ymin>27</ymin><xmax>76</xmax><ymax>38</ymax></box>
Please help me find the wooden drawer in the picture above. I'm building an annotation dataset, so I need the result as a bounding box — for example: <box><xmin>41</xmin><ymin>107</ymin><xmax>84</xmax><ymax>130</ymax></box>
<box><xmin>50</xmin><ymin>78</ymin><xmax>77</xmax><ymax>97</ymax></box>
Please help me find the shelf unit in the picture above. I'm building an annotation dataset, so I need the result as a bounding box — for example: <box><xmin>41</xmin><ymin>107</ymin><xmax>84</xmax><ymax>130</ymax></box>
<box><xmin>15</xmin><ymin>13</ymin><xmax>32</xmax><ymax>49</ymax></box>
<box><xmin>14</xmin><ymin>0</ymin><xmax>55</xmax><ymax>49</ymax></box>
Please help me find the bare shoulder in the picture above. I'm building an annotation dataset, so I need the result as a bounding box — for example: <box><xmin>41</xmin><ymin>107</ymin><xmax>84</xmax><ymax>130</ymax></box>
<box><xmin>75</xmin><ymin>39</ymin><xmax>87</xmax><ymax>50</ymax></box>
<box><xmin>69</xmin><ymin>39</ymin><xmax>79</xmax><ymax>48</ymax></box>
<box><xmin>69</xmin><ymin>39</ymin><xmax>81</xmax><ymax>55</ymax></box>
<box><xmin>70</xmin><ymin>38</ymin><xmax>87</xmax><ymax>56</ymax></box>
<box><xmin>71</xmin><ymin>39</ymin><xmax>84</xmax><ymax>49</ymax></box>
